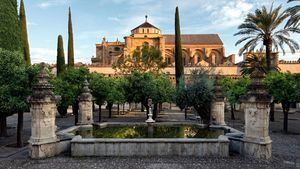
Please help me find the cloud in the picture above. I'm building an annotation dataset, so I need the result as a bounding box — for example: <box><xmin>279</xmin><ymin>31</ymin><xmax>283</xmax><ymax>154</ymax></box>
<box><xmin>31</xmin><ymin>47</ymin><xmax>92</xmax><ymax>64</ymax></box>
<box><xmin>108</xmin><ymin>17</ymin><xmax>121</xmax><ymax>22</ymax></box>
<box><xmin>31</xmin><ymin>48</ymin><xmax>57</xmax><ymax>64</ymax></box>
<box><xmin>37</xmin><ymin>0</ymin><xmax>68</xmax><ymax>8</ymax></box>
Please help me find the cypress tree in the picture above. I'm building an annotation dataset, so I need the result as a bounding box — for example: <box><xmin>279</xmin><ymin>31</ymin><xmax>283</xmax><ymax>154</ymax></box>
<box><xmin>19</xmin><ymin>0</ymin><xmax>31</xmax><ymax>65</ymax></box>
<box><xmin>0</xmin><ymin>0</ymin><xmax>21</xmax><ymax>51</ymax></box>
<box><xmin>175</xmin><ymin>6</ymin><xmax>184</xmax><ymax>87</ymax></box>
<box><xmin>68</xmin><ymin>7</ymin><xmax>74</xmax><ymax>67</ymax></box>
<box><xmin>57</xmin><ymin>35</ymin><xmax>65</xmax><ymax>76</ymax></box>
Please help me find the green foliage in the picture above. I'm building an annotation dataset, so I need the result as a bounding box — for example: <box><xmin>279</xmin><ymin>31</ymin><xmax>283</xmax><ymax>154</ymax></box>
<box><xmin>68</xmin><ymin>7</ymin><xmax>74</xmax><ymax>67</ymax></box>
<box><xmin>220</xmin><ymin>76</ymin><xmax>251</xmax><ymax>105</ymax></box>
<box><xmin>56</xmin><ymin>35</ymin><xmax>65</xmax><ymax>76</ymax></box>
<box><xmin>152</xmin><ymin>74</ymin><xmax>175</xmax><ymax>104</ymax></box>
<box><xmin>235</xmin><ymin>5</ymin><xmax>300</xmax><ymax>71</ymax></box>
<box><xmin>19</xmin><ymin>0</ymin><xmax>30</xmax><ymax>65</ymax></box>
<box><xmin>52</xmin><ymin>67</ymin><xmax>89</xmax><ymax>115</ymax></box>
<box><xmin>90</xmin><ymin>73</ymin><xmax>109</xmax><ymax>105</ymax></box>
<box><xmin>185</xmin><ymin>69</ymin><xmax>215</xmax><ymax>123</ymax></box>
<box><xmin>124</xmin><ymin>71</ymin><xmax>174</xmax><ymax>107</ymax></box>
<box><xmin>240</xmin><ymin>53</ymin><xmax>279</xmax><ymax>75</ymax></box>
<box><xmin>285</xmin><ymin>0</ymin><xmax>300</xmax><ymax>28</ymax></box>
<box><xmin>175</xmin><ymin>6</ymin><xmax>184</xmax><ymax>86</ymax></box>
<box><xmin>264</xmin><ymin>71</ymin><xmax>300</xmax><ymax>103</ymax></box>
<box><xmin>125</xmin><ymin>71</ymin><xmax>156</xmax><ymax>106</ymax></box>
<box><xmin>264</xmin><ymin>71</ymin><xmax>300</xmax><ymax>132</ymax></box>
<box><xmin>175</xmin><ymin>77</ymin><xmax>187</xmax><ymax>110</ymax></box>
<box><xmin>0</xmin><ymin>0</ymin><xmax>21</xmax><ymax>51</ymax></box>
<box><xmin>105</xmin><ymin>77</ymin><xmax>122</xmax><ymax>106</ymax></box>
<box><xmin>113</xmin><ymin>46</ymin><xmax>166</xmax><ymax>74</ymax></box>
<box><xmin>0</xmin><ymin>49</ymin><xmax>38</xmax><ymax>117</ymax></box>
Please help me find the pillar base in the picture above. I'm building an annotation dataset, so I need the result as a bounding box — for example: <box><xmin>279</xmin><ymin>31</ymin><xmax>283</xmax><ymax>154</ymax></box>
<box><xmin>29</xmin><ymin>140</ymin><xmax>58</xmax><ymax>159</ymax></box>
<box><xmin>243</xmin><ymin>139</ymin><xmax>272</xmax><ymax>159</ymax></box>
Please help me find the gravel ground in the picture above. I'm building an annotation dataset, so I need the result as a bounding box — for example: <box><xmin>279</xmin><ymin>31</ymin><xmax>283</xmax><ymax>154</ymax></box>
<box><xmin>0</xmin><ymin>155</ymin><xmax>296</xmax><ymax>169</ymax></box>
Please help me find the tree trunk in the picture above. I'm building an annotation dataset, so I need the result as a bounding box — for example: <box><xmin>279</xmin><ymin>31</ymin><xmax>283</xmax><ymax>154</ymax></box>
<box><xmin>17</xmin><ymin>112</ymin><xmax>23</xmax><ymax>147</ymax></box>
<box><xmin>270</xmin><ymin>102</ymin><xmax>275</xmax><ymax>122</ymax></box>
<box><xmin>129</xmin><ymin>103</ymin><xmax>131</xmax><ymax>111</ymax></box>
<box><xmin>73</xmin><ymin>101</ymin><xmax>79</xmax><ymax>125</ymax></box>
<box><xmin>0</xmin><ymin>115</ymin><xmax>7</xmax><ymax>137</ymax></box>
<box><xmin>264</xmin><ymin>38</ymin><xmax>272</xmax><ymax>72</ymax></box>
<box><xmin>282</xmin><ymin>101</ymin><xmax>290</xmax><ymax>133</ymax></box>
<box><xmin>108</xmin><ymin>103</ymin><xmax>113</xmax><ymax>118</ymax></box>
<box><xmin>92</xmin><ymin>101</ymin><xmax>95</xmax><ymax>112</ymax></box>
<box><xmin>122</xmin><ymin>104</ymin><xmax>125</xmax><ymax>115</ymax></box>
<box><xmin>98</xmin><ymin>103</ymin><xmax>102</xmax><ymax>122</ymax></box>
<box><xmin>141</xmin><ymin>104</ymin><xmax>144</xmax><ymax>112</ymax></box>
<box><xmin>153</xmin><ymin>103</ymin><xmax>158</xmax><ymax>120</ymax></box>
<box><xmin>185</xmin><ymin>108</ymin><xmax>187</xmax><ymax>119</ymax></box>
<box><xmin>159</xmin><ymin>103</ymin><xmax>162</xmax><ymax>113</ymax></box>
<box><xmin>117</xmin><ymin>104</ymin><xmax>120</xmax><ymax>115</ymax></box>
<box><xmin>231</xmin><ymin>104</ymin><xmax>235</xmax><ymax>120</ymax></box>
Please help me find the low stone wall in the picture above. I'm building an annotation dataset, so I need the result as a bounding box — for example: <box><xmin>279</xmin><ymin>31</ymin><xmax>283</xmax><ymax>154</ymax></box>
<box><xmin>71</xmin><ymin>135</ymin><xmax>229</xmax><ymax>157</ymax></box>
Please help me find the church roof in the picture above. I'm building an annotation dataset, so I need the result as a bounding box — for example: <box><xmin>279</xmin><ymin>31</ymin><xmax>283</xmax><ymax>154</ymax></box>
<box><xmin>164</xmin><ymin>34</ymin><xmax>223</xmax><ymax>45</ymax></box>
<box><xmin>131</xmin><ymin>21</ymin><xmax>160</xmax><ymax>31</ymax></box>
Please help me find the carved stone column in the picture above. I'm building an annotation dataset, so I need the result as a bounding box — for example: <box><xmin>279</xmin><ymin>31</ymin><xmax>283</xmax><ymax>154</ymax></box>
<box><xmin>210</xmin><ymin>78</ymin><xmax>226</xmax><ymax>125</ymax></box>
<box><xmin>240</xmin><ymin>71</ymin><xmax>272</xmax><ymax>159</ymax></box>
<box><xmin>28</xmin><ymin>63</ymin><xmax>59</xmax><ymax>159</ymax></box>
<box><xmin>77</xmin><ymin>80</ymin><xmax>93</xmax><ymax>126</ymax></box>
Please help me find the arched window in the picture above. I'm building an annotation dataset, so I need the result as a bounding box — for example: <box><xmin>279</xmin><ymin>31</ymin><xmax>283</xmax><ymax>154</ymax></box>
<box><xmin>114</xmin><ymin>47</ymin><xmax>120</xmax><ymax>51</ymax></box>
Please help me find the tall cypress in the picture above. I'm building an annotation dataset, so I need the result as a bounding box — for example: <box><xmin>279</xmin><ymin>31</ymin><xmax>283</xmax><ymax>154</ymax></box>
<box><xmin>57</xmin><ymin>35</ymin><xmax>65</xmax><ymax>76</ymax></box>
<box><xmin>68</xmin><ymin>7</ymin><xmax>74</xmax><ymax>67</ymax></box>
<box><xmin>19</xmin><ymin>0</ymin><xmax>31</xmax><ymax>65</ymax></box>
<box><xmin>0</xmin><ymin>0</ymin><xmax>21</xmax><ymax>51</ymax></box>
<box><xmin>175</xmin><ymin>6</ymin><xmax>184</xmax><ymax>87</ymax></box>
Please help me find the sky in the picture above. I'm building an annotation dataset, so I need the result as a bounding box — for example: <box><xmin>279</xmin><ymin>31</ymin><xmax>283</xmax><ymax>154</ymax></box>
<box><xmin>22</xmin><ymin>0</ymin><xmax>300</xmax><ymax>64</ymax></box>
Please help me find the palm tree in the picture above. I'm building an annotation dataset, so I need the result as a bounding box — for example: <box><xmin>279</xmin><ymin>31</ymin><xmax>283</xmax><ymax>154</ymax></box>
<box><xmin>285</xmin><ymin>0</ymin><xmax>300</xmax><ymax>28</ymax></box>
<box><xmin>240</xmin><ymin>53</ymin><xmax>279</xmax><ymax>76</ymax></box>
<box><xmin>235</xmin><ymin>5</ymin><xmax>300</xmax><ymax>72</ymax></box>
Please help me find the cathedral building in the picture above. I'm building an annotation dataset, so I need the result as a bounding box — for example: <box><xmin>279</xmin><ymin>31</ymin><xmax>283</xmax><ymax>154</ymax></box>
<box><xmin>89</xmin><ymin>16</ymin><xmax>299</xmax><ymax>80</ymax></box>
<box><xmin>91</xmin><ymin>16</ymin><xmax>235</xmax><ymax>67</ymax></box>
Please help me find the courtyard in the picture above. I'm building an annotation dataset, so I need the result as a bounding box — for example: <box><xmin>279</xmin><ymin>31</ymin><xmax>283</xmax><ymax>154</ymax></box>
<box><xmin>0</xmin><ymin>106</ymin><xmax>299</xmax><ymax>169</ymax></box>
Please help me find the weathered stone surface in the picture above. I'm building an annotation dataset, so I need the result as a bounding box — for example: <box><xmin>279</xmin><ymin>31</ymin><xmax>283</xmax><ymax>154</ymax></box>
<box><xmin>28</xmin><ymin>63</ymin><xmax>60</xmax><ymax>159</ymax></box>
<box><xmin>29</xmin><ymin>142</ymin><xmax>57</xmax><ymax>159</ymax></box>
<box><xmin>71</xmin><ymin>136</ymin><xmax>229</xmax><ymax>157</ymax></box>
<box><xmin>77</xmin><ymin>80</ymin><xmax>93</xmax><ymax>125</ymax></box>
<box><xmin>240</xmin><ymin>71</ymin><xmax>272</xmax><ymax>159</ymax></box>
<box><xmin>211</xmin><ymin>101</ymin><xmax>226</xmax><ymax>125</ymax></box>
<box><xmin>210</xmin><ymin>79</ymin><xmax>226</xmax><ymax>125</ymax></box>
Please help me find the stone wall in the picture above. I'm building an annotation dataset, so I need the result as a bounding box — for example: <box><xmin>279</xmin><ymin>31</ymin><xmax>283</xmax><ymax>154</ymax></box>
<box><xmin>71</xmin><ymin>135</ymin><xmax>229</xmax><ymax>157</ymax></box>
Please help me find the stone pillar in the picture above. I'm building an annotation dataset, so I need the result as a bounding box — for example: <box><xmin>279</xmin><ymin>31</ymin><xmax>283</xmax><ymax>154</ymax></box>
<box><xmin>296</xmin><ymin>103</ymin><xmax>300</xmax><ymax>112</ymax></box>
<box><xmin>77</xmin><ymin>80</ymin><xmax>93</xmax><ymax>126</ymax></box>
<box><xmin>240</xmin><ymin>71</ymin><xmax>272</xmax><ymax>159</ymax></box>
<box><xmin>210</xmin><ymin>78</ymin><xmax>226</xmax><ymax>125</ymax></box>
<box><xmin>28</xmin><ymin>63</ymin><xmax>60</xmax><ymax>159</ymax></box>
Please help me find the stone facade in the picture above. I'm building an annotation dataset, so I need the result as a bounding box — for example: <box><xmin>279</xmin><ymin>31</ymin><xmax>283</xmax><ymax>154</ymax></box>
<box><xmin>91</xmin><ymin>16</ymin><xmax>235</xmax><ymax>67</ymax></box>
<box><xmin>77</xmin><ymin>80</ymin><xmax>93</xmax><ymax>126</ymax></box>
<box><xmin>240</xmin><ymin>71</ymin><xmax>272</xmax><ymax>159</ymax></box>
<box><xmin>28</xmin><ymin>64</ymin><xmax>60</xmax><ymax>159</ymax></box>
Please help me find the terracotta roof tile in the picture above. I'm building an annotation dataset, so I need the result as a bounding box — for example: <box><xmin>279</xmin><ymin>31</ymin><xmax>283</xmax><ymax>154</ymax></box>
<box><xmin>132</xmin><ymin>22</ymin><xmax>160</xmax><ymax>31</ymax></box>
<box><xmin>164</xmin><ymin>34</ymin><xmax>223</xmax><ymax>45</ymax></box>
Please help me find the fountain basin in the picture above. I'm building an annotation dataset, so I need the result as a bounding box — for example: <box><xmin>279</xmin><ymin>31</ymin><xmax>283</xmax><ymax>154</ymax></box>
<box><xmin>58</xmin><ymin>122</ymin><xmax>232</xmax><ymax>157</ymax></box>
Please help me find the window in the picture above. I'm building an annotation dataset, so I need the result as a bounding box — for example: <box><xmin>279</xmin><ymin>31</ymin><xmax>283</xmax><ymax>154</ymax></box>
<box><xmin>147</xmin><ymin>29</ymin><xmax>149</xmax><ymax>33</ymax></box>
<box><xmin>114</xmin><ymin>47</ymin><xmax>120</xmax><ymax>51</ymax></box>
